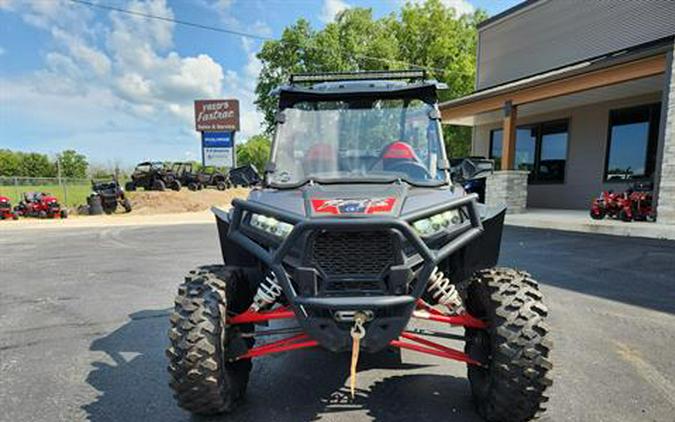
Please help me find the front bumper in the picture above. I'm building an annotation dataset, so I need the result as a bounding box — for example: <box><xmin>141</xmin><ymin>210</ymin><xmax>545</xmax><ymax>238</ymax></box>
<box><xmin>225</xmin><ymin>194</ymin><xmax>497</xmax><ymax>352</ymax></box>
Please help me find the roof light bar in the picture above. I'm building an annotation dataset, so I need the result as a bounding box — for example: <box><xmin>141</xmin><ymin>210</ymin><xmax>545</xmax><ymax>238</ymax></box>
<box><xmin>290</xmin><ymin>70</ymin><xmax>427</xmax><ymax>84</ymax></box>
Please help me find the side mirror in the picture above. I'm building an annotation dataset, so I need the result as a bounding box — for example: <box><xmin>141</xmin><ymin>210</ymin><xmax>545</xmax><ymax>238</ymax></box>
<box><xmin>451</xmin><ymin>157</ymin><xmax>495</xmax><ymax>182</ymax></box>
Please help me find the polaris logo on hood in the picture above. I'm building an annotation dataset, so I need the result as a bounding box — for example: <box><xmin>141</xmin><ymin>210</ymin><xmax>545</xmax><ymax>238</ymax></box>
<box><xmin>311</xmin><ymin>197</ymin><xmax>396</xmax><ymax>215</ymax></box>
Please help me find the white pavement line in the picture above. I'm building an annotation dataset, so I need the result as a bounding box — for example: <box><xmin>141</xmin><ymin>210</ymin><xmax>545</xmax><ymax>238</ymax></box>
<box><xmin>614</xmin><ymin>341</ymin><xmax>675</xmax><ymax>408</ymax></box>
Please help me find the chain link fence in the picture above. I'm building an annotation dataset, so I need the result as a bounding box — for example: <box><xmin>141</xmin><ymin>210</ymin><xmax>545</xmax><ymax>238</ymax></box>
<box><xmin>0</xmin><ymin>177</ymin><xmax>96</xmax><ymax>208</ymax></box>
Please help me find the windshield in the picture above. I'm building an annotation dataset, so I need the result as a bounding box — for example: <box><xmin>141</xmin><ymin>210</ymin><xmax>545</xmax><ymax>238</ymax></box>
<box><xmin>270</xmin><ymin>98</ymin><xmax>447</xmax><ymax>187</ymax></box>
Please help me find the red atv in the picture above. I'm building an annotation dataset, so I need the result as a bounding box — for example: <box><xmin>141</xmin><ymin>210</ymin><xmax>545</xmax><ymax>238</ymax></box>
<box><xmin>14</xmin><ymin>192</ymin><xmax>68</xmax><ymax>219</ymax></box>
<box><xmin>0</xmin><ymin>196</ymin><xmax>19</xmax><ymax>220</ymax></box>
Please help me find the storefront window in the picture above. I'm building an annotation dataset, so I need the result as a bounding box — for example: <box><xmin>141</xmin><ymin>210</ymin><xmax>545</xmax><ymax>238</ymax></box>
<box><xmin>490</xmin><ymin>120</ymin><xmax>568</xmax><ymax>183</ymax></box>
<box><xmin>538</xmin><ymin>122</ymin><xmax>568</xmax><ymax>182</ymax></box>
<box><xmin>605</xmin><ymin>104</ymin><xmax>660</xmax><ymax>182</ymax></box>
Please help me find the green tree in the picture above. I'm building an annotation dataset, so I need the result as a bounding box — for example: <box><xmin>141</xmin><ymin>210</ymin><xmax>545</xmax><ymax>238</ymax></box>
<box><xmin>19</xmin><ymin>152</ymin><xmax>56</xmax><ymax>178</ymax></box>
<box><xmin>0</xmin><ymin>149</ymin><xmax>21</xmax><ymax>176</ymax></box>
<box><xmin>254</xmin><ymin>0</ymin><xmax>486</xmax><ymax>157</ymax></box>
<box><xmin>57</xmin><ymin>150</ymin><xmax>88</xmax><ymax>178</ymax></box>
<box><xmin>236</xmin><ymin>134</ymin><xmax>271</xmax><ymax>172</ymax></box>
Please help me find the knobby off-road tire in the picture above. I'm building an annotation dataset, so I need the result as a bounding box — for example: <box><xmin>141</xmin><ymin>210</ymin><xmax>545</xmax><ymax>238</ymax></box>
<box><xmin>464</xmin><ymin>268</ymin><xmax>553</xmax><ymax>422</ymax></box>
<box><xmin>153</xmin><ymin>179</ymin><xmax>166</xmax><ymax>191</ymax></box>
<box><xmin>589</xmin><ymin>208</ymin><xmax>605</xmax><ymax>220</ymax></box>
<box><xmin>167</xmin><ymin>266</ymin><xmax>253</xmax><ymax>415</ymax></box>
<box><xmin>122</xmin><ymin>198</ymin><xmax>132</xmax><ymax>213</ymax></box>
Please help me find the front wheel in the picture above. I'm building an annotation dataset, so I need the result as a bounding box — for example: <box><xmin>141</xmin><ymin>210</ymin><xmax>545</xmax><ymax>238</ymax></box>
<box><xmin>153</xmin><ymin>179</ymin><xmax>166</xmax><ymax>191</ymax></box>
<box><xmin>122</xmin><ymin>198</ymin><xmax>132</xmax><ymax>213</ymax></box>
<box><xmin>619</xmin><ymin>208</ymin><xmax>632</xmax><ymax>222</ymax></box>
<box><xmin>464</xmin><ymin>268</ymin><xmax>553</xmax><ymax>422</ymax></box>
<box><xmin>167</xmin><ymin>266</ymin><xmax>253</xmax><ymax>415</ymax></box>
<box><xmin>589</xmin><ymin>208</ymin><xmax>605</xmax><ymax>220</ymax></box>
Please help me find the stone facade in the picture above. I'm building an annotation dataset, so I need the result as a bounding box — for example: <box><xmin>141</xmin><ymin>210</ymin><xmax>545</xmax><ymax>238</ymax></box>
<box><xmin>656</xmin><ymin>44</ymin><xmax>675</xmax><ymax>225</ymax></box>
<box><xmin>485</xmin><ymin>171</ymin><xmax>529</xmax><ymax>214</ymax></box>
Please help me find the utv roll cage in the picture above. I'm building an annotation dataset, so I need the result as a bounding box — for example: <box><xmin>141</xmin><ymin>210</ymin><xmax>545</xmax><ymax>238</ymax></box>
<box><xmin>265</xmin><ymin>70</ymin><xmax>452</xmax><ymax>189</ymax></box>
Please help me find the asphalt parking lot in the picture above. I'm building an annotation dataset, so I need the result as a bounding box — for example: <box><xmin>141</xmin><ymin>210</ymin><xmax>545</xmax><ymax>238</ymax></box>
<box><xmin>1</xmin><ymin>224</ymin><xmax>674</xmax><ymax>422</ymax></box>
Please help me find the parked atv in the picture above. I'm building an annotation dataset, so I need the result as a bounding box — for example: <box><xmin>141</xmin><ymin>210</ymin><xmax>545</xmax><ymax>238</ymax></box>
<box><xmin>125</xmin><ymin>161</ymin><xmax>181</xmax><ymax>192</ymax></box>
<box><xmin>14</xmin><ymin>192</ymin><xmax>68</xmax><ymax>218</ymax></box>
<box><xmin>228</xmin><ymin>164</ymin><xmax>261</xmax><ymax>187</ymax></box>
<box><xmin>89</xmin><ymin>178</ymin><xmax>132</xmax><ymax>214</ymax></box>
<box><xmin>0</xmin><ymin>196</ymin><xmax>19</xmax><ymax>220</ymax></box>
<box><xmin>167</xmin><ymin>71</ymin><xmax>552</xmax><ymax>422</ymax></box>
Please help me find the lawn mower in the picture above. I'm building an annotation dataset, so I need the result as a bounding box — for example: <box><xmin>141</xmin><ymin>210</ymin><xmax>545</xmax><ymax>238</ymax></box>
<box><xmin>590</xmin><ymin>181</ymin><xmax>655</xmax><ymax>222</ymax></box>
<box><xmin>0</xmin><ymin>196</ymin><xmax>19</xmax><ymax>220</ymax></box>
<box><xmin>14</xmin><ymin>192</ymin><xmax>68</xmax><ymax>218</ymax></box>
<box><xmin>167</xmin><ymin>70</ymin><xmax>552</xmax><ymax>422</ymax></box>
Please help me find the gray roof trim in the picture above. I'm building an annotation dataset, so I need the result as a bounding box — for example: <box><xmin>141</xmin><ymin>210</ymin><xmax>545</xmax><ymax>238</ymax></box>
<box><xmin>440</xmin><ymin>40</ymin><xmax>672</xmax><ymax>110</ymax></box>
<box><xmin>477</xmin><ymin>0</ymin><xmax>542</xmax><ymax>30</ymax></box>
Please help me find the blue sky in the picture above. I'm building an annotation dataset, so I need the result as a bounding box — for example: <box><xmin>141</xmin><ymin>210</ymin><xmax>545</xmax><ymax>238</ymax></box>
<box><xmin>0</xmin><ymin>0</ymin><xmax>519</xmax><ymax>166</ymax></box>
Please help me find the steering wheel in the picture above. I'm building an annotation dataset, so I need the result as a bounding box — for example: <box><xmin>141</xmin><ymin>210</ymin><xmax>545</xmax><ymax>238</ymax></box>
<box><xmin>387</xmin><ymin>161</ymin><xmax>432</xmax><ymax>180</ymax></box>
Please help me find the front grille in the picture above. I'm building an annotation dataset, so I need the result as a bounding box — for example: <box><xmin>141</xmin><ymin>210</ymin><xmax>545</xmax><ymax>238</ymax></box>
<box><xmin>311</xmin><ymin>230</ymin><xmax>395</xmax><ymax>276</ymax></box>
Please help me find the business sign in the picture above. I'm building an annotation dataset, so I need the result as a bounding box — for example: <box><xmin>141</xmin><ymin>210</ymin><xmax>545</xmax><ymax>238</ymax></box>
<box><xmin>194</xmin><ymin>99</ymin><xmax>240</xmax><ymax>131</ymax></box>
<box><xmin>202</xmin><ymin>131</ymin><xmax>234</xmax><ymax>167</ymax></box>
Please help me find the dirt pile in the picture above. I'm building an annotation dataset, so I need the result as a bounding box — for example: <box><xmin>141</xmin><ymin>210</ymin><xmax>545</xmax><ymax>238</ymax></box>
<box><xmin>128</xmin><ymin>188</ymin><xmax>249</xmax><ymax>215</ymax></box>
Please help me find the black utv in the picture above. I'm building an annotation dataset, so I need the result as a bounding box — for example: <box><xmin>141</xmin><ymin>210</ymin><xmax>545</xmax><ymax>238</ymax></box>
<box><xmin>172</xmin><ymin>162</ymin><xmax>230</xmax><ymax>191</ymax></box>
<box><xmin>167</xmin><ymin>71</ymin><xmax>552</xmax><ymax>422</ymax></box>
<box><xmin>88</xmin><ymin>177</ymin><xmax>132</xmax><ymax>214</ymax></box>
<box><xmin>125</xmin><ymin>161</ymin><xmax>181</xmax><ymax>192</ymax></box>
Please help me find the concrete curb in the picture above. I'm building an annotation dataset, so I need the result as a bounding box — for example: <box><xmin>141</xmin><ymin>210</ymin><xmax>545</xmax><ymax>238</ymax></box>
<box><xmin>506</xmin><ymin>210</ymin><xmax>675</xmax><ymax>240</ymax></box>
<box><xmin>0</xmin><ymin>210</ymin><xmax>217</xmax><ymax>232</ymax></box>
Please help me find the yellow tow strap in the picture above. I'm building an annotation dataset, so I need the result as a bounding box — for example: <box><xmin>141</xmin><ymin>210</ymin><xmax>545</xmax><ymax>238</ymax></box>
<box><xmin>349</xmin><ymin>313</ymin><xmax>367</xmax><ymax>399</ymax></box>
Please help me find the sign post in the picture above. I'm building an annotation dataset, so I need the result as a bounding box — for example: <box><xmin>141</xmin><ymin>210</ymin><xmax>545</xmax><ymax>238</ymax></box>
<box><xmin>194</xmin><ymin>99</ymin><xmax>240</xmax><ymax>168</ymax></box>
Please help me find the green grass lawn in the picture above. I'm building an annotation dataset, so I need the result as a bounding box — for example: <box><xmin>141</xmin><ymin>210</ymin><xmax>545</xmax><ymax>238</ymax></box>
<box><xmin>0</xmin><ymin>183</ymin><xmax>93</xmax><ymax>208</ymax></box>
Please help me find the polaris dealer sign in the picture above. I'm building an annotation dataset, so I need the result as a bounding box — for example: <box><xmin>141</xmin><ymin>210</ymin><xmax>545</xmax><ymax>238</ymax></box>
<box><xmin>202</xmin><ymin>131</ymin><xmax>234</xmax><ymax>167</ymax></box>
<box><xmin>195</xmin><ymin>98</ymin><xmax>240</xmax><ymax>167</ymax></box>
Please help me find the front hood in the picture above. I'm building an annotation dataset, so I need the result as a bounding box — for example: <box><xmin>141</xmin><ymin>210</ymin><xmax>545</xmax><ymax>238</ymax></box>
<box><xmin>246</xmin><ymin>184</ymin><xmax>464</xmax><ymax>219</ymax></box>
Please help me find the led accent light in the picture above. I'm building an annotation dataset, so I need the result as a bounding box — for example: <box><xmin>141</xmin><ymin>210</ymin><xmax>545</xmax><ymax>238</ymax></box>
<box><xmin>290</xmin><ymin>70</ymin><xmax>426</xmax><ymax>83</ymax></box>
<box><xmin>250</xmin><ymin>213</ymin><xmax>294</xmax><ymax>238</ymax></box>
<box><xmin>412</xmin><ymin>209</ymin><xmax>462</xmax><ymax>237</ymax></box>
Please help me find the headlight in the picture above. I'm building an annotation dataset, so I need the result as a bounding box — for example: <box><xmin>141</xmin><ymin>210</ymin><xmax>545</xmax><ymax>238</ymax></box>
<box><xmin>412</xmin><ymin>209</ymin><xmax>462</xmax><ymax>237</ymax></box>
<box><xmin>249</xmin><ymin>213</ymin><xmax>294</xmax><ymax>238</ymax></box>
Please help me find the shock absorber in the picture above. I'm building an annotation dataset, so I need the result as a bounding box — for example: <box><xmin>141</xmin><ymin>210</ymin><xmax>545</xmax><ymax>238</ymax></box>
<box><xmin>427</xmin><ymin>268</ymin><xmax>464</xmax><ymax>314</ymax></box>
<box><xmin>250</xmin><ymin>271</ymin><xmax>283</xmax><ymax>312</ymax></box>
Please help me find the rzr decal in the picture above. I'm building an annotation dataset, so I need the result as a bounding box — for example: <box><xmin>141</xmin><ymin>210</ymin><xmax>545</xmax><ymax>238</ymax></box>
<box><xmin>311</xmin><ymin>197</ymin><xmax>396</xmax><ymax>215</ymax></box>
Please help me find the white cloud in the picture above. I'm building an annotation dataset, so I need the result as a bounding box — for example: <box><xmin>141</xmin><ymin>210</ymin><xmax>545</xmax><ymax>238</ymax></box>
<box><xmin>1</xmin><ymin>0</ymin><xmax>267</xmax><ymax>163</ymax></box>
<box><xmin>404</xmin><ymin>0</ymin><xmax>475</xmax><ymax>16</ymax></box>
<box><xmin>320</xmin><ymin>0</ymin><xmax>350</xmax><ymax>23</ymax></box>
<box><xmin>441</xmin><ymin>0</ymin><xmax>475</xmax><ymax>15</ymax></box>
